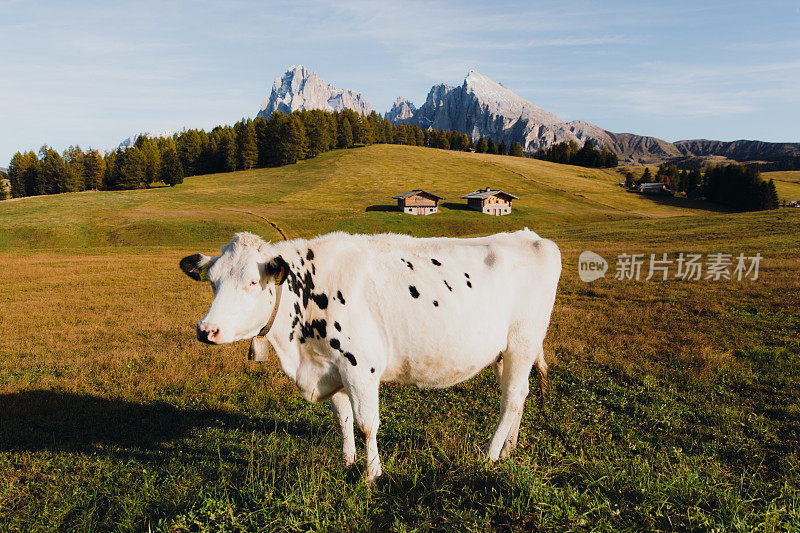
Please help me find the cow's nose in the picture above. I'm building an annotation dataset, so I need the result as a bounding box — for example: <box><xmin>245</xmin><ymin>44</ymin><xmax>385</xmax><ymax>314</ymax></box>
<box><xmin>196</xmin><ymin>323</ymin><xmax>220</xmax><ymax>344</ymax></box>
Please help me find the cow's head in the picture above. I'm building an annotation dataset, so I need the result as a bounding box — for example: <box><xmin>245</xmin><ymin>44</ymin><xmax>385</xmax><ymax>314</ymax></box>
<box><xmin>180</xmin><ymin>232</ymin><xmax>286</xmax><ymax>345</ymax></box>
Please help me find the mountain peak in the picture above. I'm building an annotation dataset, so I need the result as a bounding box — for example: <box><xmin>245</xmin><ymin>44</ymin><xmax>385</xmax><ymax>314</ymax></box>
<box><xmin>462</xmin><ymin>71</ymin><xmax>561</xmax><ymax>125</ymax></box>
<box><xmin>385</xmin><ymin>97</ymin><xmax>417</xmax><ymax>122</ymax></box>
<box><xmin>258</xmin><ymin>66</ymin><xmax>372</xmax><ymax>118</ymax></box>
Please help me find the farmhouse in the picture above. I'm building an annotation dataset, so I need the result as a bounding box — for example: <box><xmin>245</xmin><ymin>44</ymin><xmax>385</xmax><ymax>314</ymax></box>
<box><xmin>461</xmin><ymin>187</ymin><xmax>518</xmax><ymax>215</ymax></box>
<box><xmin>392</xmin><ymin>190</ymin><xmax>443</xmax><ymax>215</ymax></box>
<box><xmin>638</xmin><ymin>182</ymin><xmax>671</xmax><ymax>195</ymax></box>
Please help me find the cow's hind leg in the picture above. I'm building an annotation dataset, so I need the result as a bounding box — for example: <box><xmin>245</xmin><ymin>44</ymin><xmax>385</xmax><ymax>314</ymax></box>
<box><xmin>484</xmin><ymin>343</ymin><xmax>537</xmax><ymax>461</ymax></box>
<box><xmin>330</xmin><ymin>390</ymin><xmax>356</xmax><ymax>467</ymax></box>
<box><xmin>499</xmin><ymin>346</ymin><xmax>547</xmax><ymax>458</ymax></box>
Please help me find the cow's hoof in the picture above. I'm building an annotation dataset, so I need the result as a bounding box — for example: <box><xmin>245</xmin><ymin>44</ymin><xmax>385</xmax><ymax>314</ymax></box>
<box><xmin>343</xmin><ymin>454</ymin><xmax>357</xmax><ymax>468</ymax></box>
<box><xmin>365</xmin><ymin>469</ymin><xmax>382</xmax><ymax>486</ymax></box>
<box><xmin>499</xmin><ymin>441</ymin><xmax>514</xmax><ymax>459</ymax></box>
<box><xmin>482</xmin><ymin>443</ymin><xmax>501</xmax><ymax>462</ymax></box>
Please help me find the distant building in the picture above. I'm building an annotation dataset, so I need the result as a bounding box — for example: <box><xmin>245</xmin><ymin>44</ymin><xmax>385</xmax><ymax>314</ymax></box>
<box><xmin>637</xmin><ymin>182</ymin><xmax>671</xmax><ymax>195</ymax></box>
<box><xmin>392</xmin><ymin>190</ymin><xmax>444</xmax><ymax>215</ymax></box>
<box><xmin>461</xmin><ymin>187</ymin><xmax>518</xmax><ymax>215</ymax></box>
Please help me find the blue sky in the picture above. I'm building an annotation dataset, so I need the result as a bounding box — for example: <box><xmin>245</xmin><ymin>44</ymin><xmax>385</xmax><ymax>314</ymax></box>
<box><xmin>1</xmin><ymin>0</ymin><xmax>799</xmax><ymax>166</ymax></box>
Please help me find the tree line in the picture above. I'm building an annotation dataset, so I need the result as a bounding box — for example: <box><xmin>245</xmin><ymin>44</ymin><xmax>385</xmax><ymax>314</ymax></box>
<box><xmin>4</xmin><ymin>109</ymin><xmax>538</xmax><ymax>199</ymax></box>
<box><xmin>624</xmin><ymin>163</ymin><xmax>779</xmax><ymax>211</ymax></box>
<box><xmin>533</xmin><ymin>139</ymin><xmax>619</xmax><ymax>168</ymax></box>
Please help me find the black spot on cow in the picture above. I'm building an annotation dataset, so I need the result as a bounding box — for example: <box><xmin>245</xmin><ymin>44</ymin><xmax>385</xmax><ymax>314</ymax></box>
<box><xmin>300</xmin><ymin>319</ymin><xmax>327</xmax><ymax>341</ymax></box>
<box><xmin>405</xmin><ymin>261</ymin><xmax>414</xmax><ymax>270</ymax></box>
<box><xmin>294</xmin><ymin>302</ymin><xmax>302</xmax><ymax>315</ymax></box>
<box><xmin>466</xmin><ymin>280</ymin><xmax>472</xmax><ymax>288</ymax></box>
<box><xmin>496</xmin><ymin>354</ymin><xmax>503</xmax><ymax>363</ymax></box>
<box><xmin>370</xmin><ymin>368</ymin><xmax>375</xmax><ymax>373</ymax></box>
<box><xmin>409</xmin><ymin>285</ymin><xmax>420</xmax><ymax>298</ymax></box>
<box><xmin>431</xmin><ymin>258</ymin><xmax>441</xmax><ymax>266</ymax></box>
<box><xmin>289</xmin><ymin>331</ymin><xmax>294</xmax><ymax>341</ymax></box>
<box><xmin>444</xmin><ymin>280</ymin><xmax>453</xmax><ymax>292</ymax></box>
<box><xmin>464</xmin><ymin>272</ymin><xmax>470</xmax><ymax>278</ymax></box>
<box><xmin>311</xmin><ymin>292</ymin><xmax>328</xmax><ymax>310</ymax></box>
<box><xmin>329</xmin><ymin>338</ymin><xmax>341</xmax><ymax>350</ymax></box>
<box><xmin>306</xmin><ymin>249</ymin><xmax>314</xmax><ymax>261</ymax></box>
<box><xmin>300</xmin><ymin>257</ymin><xmax>305</xmax><ymax>266</ymax></box>
<box><xmin>312</xmin><ymin>263</ymin><xmax>316</xmax><ymax>275</ymax></box>
<box><xmin>336</xmin><ymin>290</ymin><xmax>346</xmax><ymax>305</ymax></box>
<box><xmin>343</xmin><ymin>352</ymin><xmax>357</xmax><ymax>366</ymax></box>
<box><xmin>334</xmin><ymin>321</ymin><xmax>341</xmax><ymax>332</ymax></box>
<box><xmin>433</xmin><ymin>300</ymin><xmax>439</xmax><ymax>307</ymax></box>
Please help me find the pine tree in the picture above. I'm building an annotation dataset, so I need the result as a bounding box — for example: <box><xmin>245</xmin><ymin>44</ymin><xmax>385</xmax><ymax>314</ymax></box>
<box><xmin>177</xmin><ymin>130</ymin><xmax>202</xmax><ymax>176</ymax></box>
<box><xmin>219</xmin><ymin>129</ymin><xmax>237</xmax><ymax>172</ymax></box>
<box><xmin>301</xmin><ymin>110</ymin><xmax>332</xmax><ymax>157</ymax></box>
<box><xmin>475</xmin><ymin>137</ymin><xmax>487</xmax><ymax>153</ymax></box>
<box><xmin>338</xmin><ymin>118</ymin><xmax>353</xmax><ymax>149</ymax></box>
<box><xmin>39</xmin><ymin>146</ymin><xmax>77</xmax><ymax>194</ymax></box>
<box><xmin>82</xmin><ymin>149</ymin><xmax>105</xmax><ymax>190</ymax></box>
<box><xmin>7</xmin><ymin>152</ymin><xmax>32</xmax><ymax>197</ymax></box>
<box><xmin>277</xmin><ymin>114</ymin><xmax>307</xmax><ymax>165</ymax></box>
<box><xmin>767</xmin><ymin>179</ymin><xmax>780</xmax><ymax>209</ymax></box>
<box><xmin>486</xmin><ymin>138</ymin><xmax>497</xmax><ymax>155</ymax></box>
<box><xmin>114</xmin><ymin>147</ymin><xmax>147</xmax><ymax>189</ymax></box>
<box><xmin>160</xmin><ymin>139</ymin><xmax>184</xmax><ymax>186</ymax></box>
<box><xmin>510</xmin><ymin>142</ymin><xmax>524</xmax><ymax>157</ymax></box>
<box><xmin>63</xmin><ymin>145</ymin><xmax>86</xmax><ymax>190</ymax></box>
<box><xmin>497</xmin><ymin>139</ymin><xmax>508</xmax><ymax>156</ymax></box>
<box><xmin>640</xmin><ymin>167</ymin><xmax>652</xmax><ymax>183</ymax></box>
<box><xmin>136</xmin><ymin>137</ymin><xmax>162</xmax><ymax>186</ymax></box>
<box><xmin>235</xmin><ymin>119</ymin><xmax>258</xmax><ymax>170</ymax></box>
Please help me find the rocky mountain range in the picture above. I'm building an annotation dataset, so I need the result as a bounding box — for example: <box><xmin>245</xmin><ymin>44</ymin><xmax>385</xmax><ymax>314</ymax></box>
<box><xmin>111</xmin><ymin>66</ymin><xmax>797</xmax><ymax>166</ymax></box>
<box><xmin>257</xmin><ymin>65</ymin><xmax>372</xmax><ymax>118</ymax></box>
<box><xmin>387</xmin><ymin>71</ymin><xmax>799</xmax><ymax>165</ymax></box>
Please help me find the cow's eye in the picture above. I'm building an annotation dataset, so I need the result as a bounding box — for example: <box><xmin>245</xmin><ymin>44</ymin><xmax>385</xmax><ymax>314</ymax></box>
<box><xmin>249</xmin><ymin>280</ymin><xmax>259</xmax><ymax>287</ymax></box>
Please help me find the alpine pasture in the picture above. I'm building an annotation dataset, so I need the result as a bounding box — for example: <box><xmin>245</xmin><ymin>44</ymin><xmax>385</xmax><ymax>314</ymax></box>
<box><xmin>1</xmin><ymin>145</ymin><xmax>798</xmax><ymax>530</ymax></box>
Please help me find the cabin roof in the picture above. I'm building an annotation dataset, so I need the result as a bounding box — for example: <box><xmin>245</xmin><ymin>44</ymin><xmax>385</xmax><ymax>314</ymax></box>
<box><xmin>392</xmin><ymin>190</ymin><xmax>444</xmax><ymax>200</ymax></box>
<box><xmin>461</xmin><ymin>188</ymin><xmax>519</xmax><ymax>200</ymax></box>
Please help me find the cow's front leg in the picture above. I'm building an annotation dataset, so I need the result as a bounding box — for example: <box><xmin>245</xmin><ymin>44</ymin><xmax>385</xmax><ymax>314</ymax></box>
<box><xmin>345</xmin><ymin>380</ymin><xmax>382</xmax><ymax>483</ymax></box>
<box><xmin>330</xmin><ymin>390</ymin><xmax>356</xmax><ymax>467</ymax></box>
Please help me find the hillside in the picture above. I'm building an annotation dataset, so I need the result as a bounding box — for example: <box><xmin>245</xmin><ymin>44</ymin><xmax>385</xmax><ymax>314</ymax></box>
<box><xmin>0</xmin><ymin>144</ymin><xmax>722</xmax><ymax>253</ymax></box>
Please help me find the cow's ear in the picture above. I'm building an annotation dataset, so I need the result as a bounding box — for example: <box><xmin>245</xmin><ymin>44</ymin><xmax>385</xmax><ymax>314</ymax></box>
<box><xmin>180</xmin><ymin>253</ymin><xmax>214</xmax><ymax>282</ymax></box>
<box><xmin>264</xmin><ymin>256</ymin><xmax>289</xmax><ymax>285</ymax></box>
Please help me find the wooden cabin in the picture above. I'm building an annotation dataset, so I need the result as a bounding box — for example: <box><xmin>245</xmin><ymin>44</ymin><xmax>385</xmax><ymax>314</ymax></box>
<box><xmin>392</xmin><ymin>190</ymin><xmax>444</xmax><ymax>215</ymax></box>
<box><xmin>461</xmin><ymin>187</ymin><xmax>518</xmax><ymax>216</ymax></box>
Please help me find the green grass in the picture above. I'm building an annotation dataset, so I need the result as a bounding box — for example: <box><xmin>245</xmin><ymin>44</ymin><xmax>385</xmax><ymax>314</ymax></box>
<box><xmin>763</xmin><ymin>171</ymin><xmax>800</xmax><ymax>203</ymax></box>
<box><xmin>1</xmin><ymin>145</ymin><xmax>799</xmax><ymax>530</ymax></box>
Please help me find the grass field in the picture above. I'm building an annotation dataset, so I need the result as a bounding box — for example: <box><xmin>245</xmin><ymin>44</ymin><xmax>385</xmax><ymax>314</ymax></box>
<box><xmin>1</xmin><ymin>145</ymin><xmax>799</xmax><ymax>530</ymax></box>
<box><xmin>763</xmin><ymin>171</ymin><xmax>800</xmax><ymax>204</ymax></box>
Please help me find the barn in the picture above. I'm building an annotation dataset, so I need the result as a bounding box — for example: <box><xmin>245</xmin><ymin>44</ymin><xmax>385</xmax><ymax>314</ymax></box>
<box><xmin>392</xmin><ymin>190</ymin><xmax>444</xmax><ymax>215</ymax></box>
<box><xmin>461</xmin><ymin>188</ymin><xmax>518</xmax><ymax>216</ymax></box>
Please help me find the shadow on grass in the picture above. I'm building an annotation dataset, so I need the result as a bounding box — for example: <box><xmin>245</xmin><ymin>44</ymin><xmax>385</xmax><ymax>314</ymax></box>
<box><xmin>440</xmin><ymin>202</ymin><xmax>473</xmax><ymax>211</ymax></box>
<box><xmin>0</xmin><ymin>390</ymin><xmax>316</xmax><ymax>458</ymax></box>
<box><xmin>365</xmin><ymin>205</ymin><xmax>400</xmax><ymax>212</ymax></box>
<box><xmin>624</xmin><ymin>190</ymin><xmax>731</xmax><ymax>212</ymax></box>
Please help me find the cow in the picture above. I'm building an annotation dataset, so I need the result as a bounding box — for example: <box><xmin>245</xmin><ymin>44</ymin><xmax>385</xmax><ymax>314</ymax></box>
<box><xmin>179</xmin><ymin>229</ymin><xmax>561</xmax><ymax>483</ymax></box>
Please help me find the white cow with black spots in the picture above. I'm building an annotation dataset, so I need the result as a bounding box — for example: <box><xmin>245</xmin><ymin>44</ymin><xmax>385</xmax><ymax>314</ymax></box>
<box><xmin>179</xmin><ymin>229</ymin><xmax>561</xmax><ymax>483</ymax></box>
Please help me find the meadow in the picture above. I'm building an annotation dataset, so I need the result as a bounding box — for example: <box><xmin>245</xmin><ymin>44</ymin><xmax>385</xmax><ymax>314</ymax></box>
<box><xmin>1</xmin><ymin>145</ymin><xmax>798</xmax><ymax>531</ymax></box>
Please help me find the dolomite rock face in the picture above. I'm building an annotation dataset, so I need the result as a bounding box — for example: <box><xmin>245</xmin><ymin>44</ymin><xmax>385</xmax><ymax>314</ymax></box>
<box><xmin>384</xmin><ymin>97</ymin><xmax>416</xmax><ymax>122</ymax></box>
<box><xmin>257</xmin><ymin>65</ymin><xmax>372</xmax><ymax>118</ymax></box>
<box><xmin>388</xmin><ymin>70</ymin><xmax>687</xmax><ymax>163</ymax></box>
